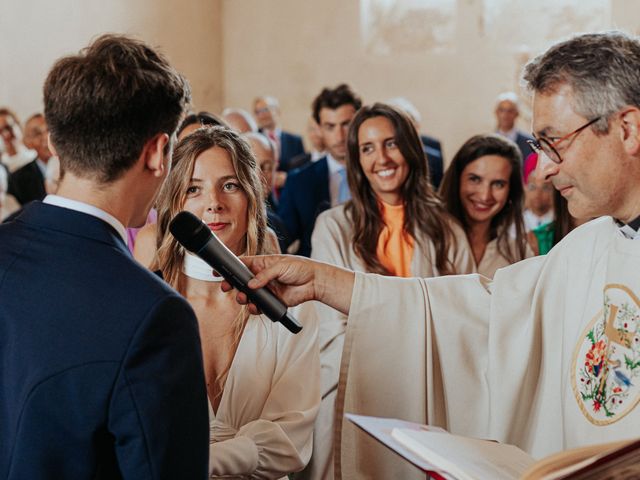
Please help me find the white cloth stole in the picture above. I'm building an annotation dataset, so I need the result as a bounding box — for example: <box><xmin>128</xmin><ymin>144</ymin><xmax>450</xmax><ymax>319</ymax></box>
<box><xmin>182</xmin><ymin>252</ymin><xmax>224</xmax><ymax>282</ymax></box>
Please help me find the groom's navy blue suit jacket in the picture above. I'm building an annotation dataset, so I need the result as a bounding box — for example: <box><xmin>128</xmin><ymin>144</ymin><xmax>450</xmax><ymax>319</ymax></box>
<box><xmin>0</xmin><ymin>202</ymin><xmax>209</xmax><ymax>479</ymax></box>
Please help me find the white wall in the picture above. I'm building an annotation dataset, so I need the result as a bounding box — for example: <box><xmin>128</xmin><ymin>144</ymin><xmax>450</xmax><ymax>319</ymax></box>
<box><xmin>222</xmin><ymin>0</ymin><xmax>639</xmax><ymax>159</ymax></box>
<box><xmin>0</xmin><ymin>0</ymin><xmax>223</xmax><ymax>123</ymax></box>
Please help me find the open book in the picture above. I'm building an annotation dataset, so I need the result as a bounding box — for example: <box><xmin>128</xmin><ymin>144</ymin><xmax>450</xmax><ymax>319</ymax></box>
<box><xmin>346</xmin><ymin>413</ymin><xmax>640</xmax><ymax>480</ymax></box>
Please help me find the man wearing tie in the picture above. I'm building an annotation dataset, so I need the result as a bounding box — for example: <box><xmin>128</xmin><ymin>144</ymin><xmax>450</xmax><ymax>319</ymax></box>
<box><xmin>494</xmin><ymin>91</ymin><xmax>535</xmax><ymax>164</ymax></box>
<box><xmin>278</xmin><ymin>84</ymin><xmax>362</xmax><ymax>257</ymax></box>
<box><xmin>253</xmin><ymin>95</ymin><xmax>305</xmax><ymax>172</ymax></box>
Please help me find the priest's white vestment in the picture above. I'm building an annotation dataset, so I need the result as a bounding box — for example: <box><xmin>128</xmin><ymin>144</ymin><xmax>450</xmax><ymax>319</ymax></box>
<box><xmin>305</xmin><ymin>204</ymin><xmax>473</xmax><ymax>480</ymax></box>
<box><xmin>335</xmin><ymin>217</ymin><xmax>640</xmax><ymax>479</ymax></box>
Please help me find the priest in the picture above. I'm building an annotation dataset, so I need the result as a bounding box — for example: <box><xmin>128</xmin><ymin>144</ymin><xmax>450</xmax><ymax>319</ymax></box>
<box><xmin>226</xmin><ymin>31</ymin><xmax>640</xmax><ymax>479</ymax></box>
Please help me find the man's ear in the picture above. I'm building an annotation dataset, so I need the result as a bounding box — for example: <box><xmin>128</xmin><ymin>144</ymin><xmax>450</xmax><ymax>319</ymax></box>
<box><xmin>619</xmin><ymin>107</ymin><xmax>640</xmax><ymax>156</ymax></box>
<box><xmin>143</xmin><ymin>133</ymin><xmax>170</xmax><ymax>177</ymax></box>
<box><xmin>47</xmin><ymin>133</ymin><xmax>58</xmax><ymax>157</ymax></box>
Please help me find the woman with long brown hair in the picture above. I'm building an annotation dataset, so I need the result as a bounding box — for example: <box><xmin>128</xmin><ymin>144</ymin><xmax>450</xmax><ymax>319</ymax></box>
<box><xmin>153</xmin><ymin>126</ymin><xmax>319</xmax><ymax>479</ymax></box>
<box><xmin>312</xmin><ymin>103</ymin><xmax>472</xmax><ymax>277</ymax></box>
<box><xmin>307</xmin><ymin>103</ymin><xmax>472</xmax><ymax>479</ymax></box>
<box><xmin>440</xmin><ymin>134</ymin><xmax>532</xmax><ymax>277</ymax></box>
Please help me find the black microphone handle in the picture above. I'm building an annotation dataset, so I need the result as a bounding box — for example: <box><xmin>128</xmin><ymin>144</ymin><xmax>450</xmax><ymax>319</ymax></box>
<box><xmin>194</xmin><ymin>237</ymin><xmax>302</xmax><ymax>334</ymax></box>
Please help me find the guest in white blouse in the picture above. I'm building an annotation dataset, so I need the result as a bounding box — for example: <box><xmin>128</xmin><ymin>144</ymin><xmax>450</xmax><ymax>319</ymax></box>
<box><xmin>440</xmin><ymin>134</ymin><xmax>532</xmax><ymax>278</ymax></box>
<box><xmin>153</xmin><ymin>126</ymin><xmax>320</xmax><ymax>479</ymax></box>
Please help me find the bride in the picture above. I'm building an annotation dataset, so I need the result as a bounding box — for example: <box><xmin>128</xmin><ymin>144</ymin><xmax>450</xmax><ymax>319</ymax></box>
<box><xmin>152</xmin><ymin>126</ymin><xmax>320</xmax><ymax>479</ymax></box>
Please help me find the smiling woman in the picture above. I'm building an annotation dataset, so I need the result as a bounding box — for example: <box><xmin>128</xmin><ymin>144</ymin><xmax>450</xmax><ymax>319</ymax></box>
<box><xmin>440</xmin><ymin>134</ymin><xmax>532</xmax><ymax>277</ymax></box>
<box><xmin>151</xmin><ymin>126</ymin><xmax>320</xmax><ymax>479</ymax></box>
<box><xmin>312</xmin><ymin>103</ymin><xmax>473</xmax><ymax>279</ymax></box>
<box><xmin>308</xmin><ymin>103</ymin><xmax>474</xmax><ymax>479</ymax></box>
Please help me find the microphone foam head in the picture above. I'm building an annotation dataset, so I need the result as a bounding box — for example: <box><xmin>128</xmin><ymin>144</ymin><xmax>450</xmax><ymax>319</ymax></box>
<box><xmin>169</xmin><ymin>211</ymin><xmax>212</xmax><ymax>253</ymax></box>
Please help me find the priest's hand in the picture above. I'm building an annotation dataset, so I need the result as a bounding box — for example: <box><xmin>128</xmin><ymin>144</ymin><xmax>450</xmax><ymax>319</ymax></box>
<box><xmin>221</xmin><ymin>254</ymin><xmax>355</xmax><ymax>315</ymax></box>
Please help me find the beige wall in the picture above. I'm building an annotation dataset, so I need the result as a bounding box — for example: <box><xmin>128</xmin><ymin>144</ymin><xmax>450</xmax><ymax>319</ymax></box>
<box><xmin>0</xmin><ymin>0</ymin><xmax>223</xmax><ymax>123</ymax></box>
<box><xmin>222</xmin><ymin>0</ymin><xmax>639</xmax><ymax>159</ymax></box>
<box><xmin>224</xmin><ymin>0</ymin><xmax>522</xmax><ymax>155</ymax></box>
<box><xmin>3</xmin><ymin>0</ymin><xmax>639</xmax><ymax>161</ymax></box>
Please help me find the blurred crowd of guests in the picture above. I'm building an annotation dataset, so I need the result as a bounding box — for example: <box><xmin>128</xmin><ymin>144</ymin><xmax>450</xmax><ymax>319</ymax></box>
<box><xmin>1</xmin><ymin>86</ymin><xmax>582</xmax><ymax>264</ymax></box>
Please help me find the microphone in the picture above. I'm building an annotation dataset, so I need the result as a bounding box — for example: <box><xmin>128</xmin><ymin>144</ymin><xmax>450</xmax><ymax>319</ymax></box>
<box><xmin>169</xmin><ymin>211</ymin><xmax>302</xmax><ymax>334</ymax></box>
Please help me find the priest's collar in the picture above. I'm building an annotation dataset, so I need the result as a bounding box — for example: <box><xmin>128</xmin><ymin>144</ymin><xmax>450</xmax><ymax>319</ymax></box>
<box><xmin>616</xmin><ymin>214</ymin><xmax>640</xmax><ymax>240</ymax></box>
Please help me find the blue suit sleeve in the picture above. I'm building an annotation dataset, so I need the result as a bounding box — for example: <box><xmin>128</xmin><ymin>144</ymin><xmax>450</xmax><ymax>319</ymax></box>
<box><xmin>109</xmin><ymin>294</ymin><xmax>209</xmax><ymax>479</ymax></box>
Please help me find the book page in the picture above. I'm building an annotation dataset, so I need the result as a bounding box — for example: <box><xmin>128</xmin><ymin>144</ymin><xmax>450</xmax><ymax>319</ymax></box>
<box><xmin>522</xmin><ymin>438</ymin><xmax>638</xmax><ymax>480</ymax></box>
<box><xmin>345</xmin><ymin>413</ymin><xmax>454</xmax><ymax>477</ymax></box>
<box><xmin>391</xmin><ymin>428</ymin><xmax>536</xmax><ymax>480</ymax></box>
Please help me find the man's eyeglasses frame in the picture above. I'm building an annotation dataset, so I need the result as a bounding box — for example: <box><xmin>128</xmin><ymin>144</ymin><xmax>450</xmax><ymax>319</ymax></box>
<box><xmin>526</xmin><ymin>117</ymin><xmax>601</xmax><ymax>164</ymax></box>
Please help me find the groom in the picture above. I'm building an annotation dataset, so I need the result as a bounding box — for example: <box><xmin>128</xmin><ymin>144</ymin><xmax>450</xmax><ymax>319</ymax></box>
<box><xmin>0</xmin><ymin>35</ymin><xmax>209</xmax><ymax>479</ymax></box>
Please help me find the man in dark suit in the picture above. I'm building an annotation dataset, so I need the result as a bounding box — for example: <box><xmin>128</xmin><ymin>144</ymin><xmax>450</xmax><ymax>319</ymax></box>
<box><xmin>8</xmin><ymin>113</ymin><xmax>50</xmax><ymax>204</ymax></box>
<box><xmin>420</xmin><ymin>133</ymin><xmax>442</xmax><ymax>155</ymax></box>
<box><xmin>253</xmin><ymin>95</ymin><xmax>305</xmax><ymax>172</ymax></box>
<box><xmin>0</xmin><ymin>108</ymin><xmax>34</xmax><ymax>172</ymax></box>
<box><xmin>278</xmin><ymin>84</ymin><xmax>362</xmax><ymax>257</ymax></box>
<box><xmin>421</xmin><ymin>137</ymin><xmax>444</xmax><ymax>189</ymax></box>
<box><xmin>495</xmin><ymin>91</ymin><xmax>535</xmax><ymax>165</ymax></box>
<box><xmin>0</xmin><ymin>35</ymin><xmax>209</xmax><ymax>479</ymax></box>
<box><xmin>243</xmin><ymin>131</ymin><xmax>293</xmax><ymax>252</ymax></box>
<box><xmin>288</xmin><ymin>117</ymin><xmax>326</xmax><ymax>172</ymax></box>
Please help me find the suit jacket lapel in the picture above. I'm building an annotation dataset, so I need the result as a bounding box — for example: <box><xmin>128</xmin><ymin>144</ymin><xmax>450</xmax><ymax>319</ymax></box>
<box><xmin>315</xmin><ymin>157</ymin><xmax>331</xmax><ymax>215</ymax></box>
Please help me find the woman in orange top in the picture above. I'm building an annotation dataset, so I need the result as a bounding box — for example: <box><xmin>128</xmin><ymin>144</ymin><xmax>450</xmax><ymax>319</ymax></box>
<box><xmin>306</xmin><ymin>103</ymin><xmax>472</xmax><ymax>480</ymax></box>
<box><xmin>311</xmin><ymin>103</ymin><xmax>472</xmax><ymax>278</ymax></box>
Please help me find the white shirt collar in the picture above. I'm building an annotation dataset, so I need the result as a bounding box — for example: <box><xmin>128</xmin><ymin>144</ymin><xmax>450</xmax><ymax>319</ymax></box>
<box><xmin>523</xmin><ymin>209</ymin><xmax>554</xmax><ymax>231</ymax></box>
<box><xmin>35</xmin><ymin>158</ymin><xmax>47</xmax><ymax>178</ymax></box>
<box><xmin>1</xmin><ymin>145</ymin><xmax>35</xmax><ymax>172</ymax></box>
<box><xmin>0</xmin><ymin>164</ymin><xmax>7</xmax><ymax>193</ymax></box>
<box><xmin>43</xmin><ymin>194</ymin><xmax>127</xmax><ymax>244</ymax></box>
<box><xmin>612</xmin><ymin>213</ymin><xmax>640</xmax><ymax>240</ymax></box>
<box><xmin>311</xmin><ymin>150</ymin><xmax>325</xmax><ymax>162</ymax></box>
<box><xmin>325</xmin><ymin>153</ymin><xmax>345</xmax><ymax>174</ymax></box>
<box><xmin>264</xmin><ymin>127</ymin><xmax>281</xmax><ymax>140</ymax></box>
<box><xmin>497</xmin><ymin>128</ymin><xmax>518</xmax><ymax>142</ymax></box>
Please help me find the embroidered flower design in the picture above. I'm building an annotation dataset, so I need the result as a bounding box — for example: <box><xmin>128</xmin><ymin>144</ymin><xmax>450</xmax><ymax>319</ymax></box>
<box><xmin>585</xmin><ymin>339</ymin><xmax>608</xmax><ymax>376</ymax></box>
<box><xmin>574</xmin><ymin>287</ymin><xmax>640</xmax><ymax>424</ymax></box>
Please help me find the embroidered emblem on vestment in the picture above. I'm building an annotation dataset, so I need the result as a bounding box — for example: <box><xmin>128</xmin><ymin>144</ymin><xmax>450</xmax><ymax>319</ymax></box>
<box><xmin>572</xmin><ymin>284</ymin><xmax>640</xmax><ymax>425</ymax></box>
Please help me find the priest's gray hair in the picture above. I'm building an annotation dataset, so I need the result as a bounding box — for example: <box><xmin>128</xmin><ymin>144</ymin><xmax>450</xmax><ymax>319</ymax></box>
<box><xmin>523</xmin><ymin>31</ymin><xmax>640</xmax><ymax>134</ymax></box>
